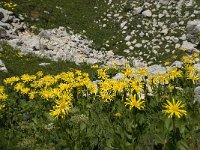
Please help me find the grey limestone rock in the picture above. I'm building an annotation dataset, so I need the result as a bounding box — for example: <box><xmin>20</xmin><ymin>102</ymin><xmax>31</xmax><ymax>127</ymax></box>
<box><xmin>142</xmin><ymin>10</ymin><xmax>152</xmax><ymax>17</ymax></box>
<box><xmin>194</xmin><ymin>86</ymin><xmax>200</xmax><ymax>103</ymax></box>
<box><xmin>187</xmin><ymin>20</ymin><xmax>200</xmax><ymax>44</ymax></box>
<box><xmin>0</xmin><ymin>59</ymin><xmax>8</xmax><ymax>73</ymax></box>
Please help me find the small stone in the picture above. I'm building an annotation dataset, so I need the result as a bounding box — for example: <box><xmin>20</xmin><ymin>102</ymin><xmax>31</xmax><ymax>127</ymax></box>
<box><xmin>39</xmin><ymin>63</ymin><xmax>51</xmax><ymax>66</ymax></box>
<box><xmin>124</xmin><ymin>49</ymin><xmax>130</xmax><ymax>53</ymax></box>
<box><xmin>181</xmin><ymin>41</ymin><xmax>196</xmax><ymax>51</ymax></box>
<box><xmin>135</xmin><ymin>43</ymin><xmax>142</xmax><ymax>48</ymax></box>
<box><xmin>142</xmin><ymin>10</ymin><xmax>152</xmax><ymax>17</ymax></box>
<box><xmin>133</xmin><ymin>7</ymin><xmax>143</xmax><ymax>15</ymax></box>
<box><xmin>0</xmin><ymin>59</ymin><xmax>8</xmax><ymax>73</ymax></box>
<box><xmin>161</xmin><ymin>28</ymin><xmax>168</xmax><ymax>35</ymax></box>
<box><xmin>125</xmin><ymin>35</ymin><xmax>132</xmax><ymax>41</ymax></box>
<box><xmin>158</xmin><ymin>14</ymin><xmax>164</xmax><ymax>18</ymax></box>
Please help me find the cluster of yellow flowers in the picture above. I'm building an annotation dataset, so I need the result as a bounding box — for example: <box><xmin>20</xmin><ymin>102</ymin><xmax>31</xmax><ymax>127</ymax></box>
<box><xmin>95</xmin><ymin>54</ymin><xmax>200</xmax><ymax>118</ymax></box>
<box><xmin>4</xmin><ymin>70</ymin><xmax>97</xmax><ymax>118</ymax></box>
<box><xmin>0</xmin><ymin>86</ymin><xmax>8</xmax><ymax>110</ymax></box>
<box><xmin>1</xmin><ymin>54</ymin><xmax>200</xmax><ymax>119</ymax></box>
<box><xmin>0</xmin><ymin>1</ymin><xmax>17</xmax><ymax>10</ymax></box>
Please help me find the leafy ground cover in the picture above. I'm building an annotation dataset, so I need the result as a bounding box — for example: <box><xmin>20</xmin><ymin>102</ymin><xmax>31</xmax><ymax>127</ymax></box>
<box><xmin>0</xmin><ymin>0</ymin><xmax>200</xmax><ymax>150</ymax></box>
<box><xmin>0</xmin><ymin>54</ymin><xmax>200</xmax><ymax>149</ymax></box>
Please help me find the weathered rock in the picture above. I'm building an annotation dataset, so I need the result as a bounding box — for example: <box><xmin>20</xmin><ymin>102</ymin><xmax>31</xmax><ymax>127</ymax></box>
<box><xmin>133</xmin><ymin>7</ymin><xmax>143</xmax><ymax>15</ymax></box>
<box><xmin>181</xmin><ymin>41</ymin><xmax>196</xmax><ymax>51</ymax></box>
<box><xmin>194</xmin><ymin>86</ymin><xmax>200</xmax><ymax>103</ymax></box>
<box><xmin>142</xmin><ymin>10</ymin><xmax>152</xmax><ymax>17</ymax></box>
<box><xmin>0</xmin><ymin>27</ymin><xmax>7</xmax><ymax>39</ymax></box>
<box><xmin>0</xmin><ymin>12</ymin><xmax>4</xmax><ymax>21</ymax></box>
<box><xmin>0</xmin><ymin>59</ymin><xmax>8</xmax><ymax>73</ymax></box>
<box><xmin>159</xmin><ymin>0</ymin><xmax>171</xmax><ymax>5</ymax></box>
<box><xmin>187</xmin><ymin>20</ymin><xmax>200</xmax><ymax>44</ymax></box>
<box><xmin>39</xmin><ymin>63</ymin><xmax>51</xmax><ymax>66</ymax></box>
<box><xmin>112</xmin><ymin>73</ymin><xmax>124</xmax><ymax>80</ymax></box>
<box><xmin>147</xmin><ymin>64</ymin><xmax>167</xmax><ymax>74</ymax></box>
<box><xmin>161</xmin><ymin>28</ymin><xmax>169</xmax><ymax>35</ymax></box>
<box><xmin>0</xmin><ymin>21</ymin><xmax>11</xmax><ymax>29</ymax></box>
<box><xmin>194</xmin><ymin>63</ymin><xmax>200</xmax><ymax>75</ymax></box>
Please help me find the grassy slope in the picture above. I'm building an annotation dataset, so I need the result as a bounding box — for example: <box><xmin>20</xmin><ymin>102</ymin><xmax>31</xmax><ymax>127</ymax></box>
<box><xmin>11</xmin><ymin>0</ymin><xmax>199</xmax><ymax>63</ymax></box>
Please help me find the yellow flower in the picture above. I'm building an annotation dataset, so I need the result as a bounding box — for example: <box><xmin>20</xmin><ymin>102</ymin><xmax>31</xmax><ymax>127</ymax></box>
<box><xmin>50</xmin><ymin>100</ymin><xmax>71</xmax><ymax>118</ymax></box>
<box><xmin>20</xmin><ymin>87</ymin><xmax>30</xmax><ymax>95</ymax></box>
<box><xmin>136</xmin><ymin>68</ymin><xmax>148</xmax><ymax>76</ymax></box>
<box><xmin>114</xmin><ymin>112</ymin><xmax>121</xmax><ymax>118</ymax></box>
<box><xmin>164</xmin><ymin>62</ymin><xmax>170</xmax><ymax>66</ymax></box>
<box><xmin>4</xmin><ymin>76</ymin><xmax>20</xmax><ymax>85</ymax></box>
<box><xmin>172</xmin><ymin>55</ymin><xmax>177</xmax><ymax>59</ymax></box>
<box><xmin>187</xmin><ymin>72</ymin><xmax>199</xmax><ymax>84</ymax></box>
<box><xmin>40</xmin><ymin>88</ymin><xmax>55</xmax><ymax>100</ymax></box>
<box><xmin>97</xmin><ymin>68</ymin><xmax>109</xmax><ymax>80</ymax></box>
<box><xmin>125</xmin><ymin>94</ymin><xmax>145</xmax><ymax>110</ymax></box>
<box><xmin>0</xmin><ymin>93</ymin><xmax>8</xmax><ymax>101</ymax></box>
<box><xmin>178</xmin><ymin>47</ymin><xmax>186</xmax><ymax>51</ymax></box>
<box><xmin>14</xmin><ymin>83</ymin><xmax>24</xmax><ymax>92</ymax></box>
<box><xmin>167</xmin><ymin>68</ymin><xmax>182</xmax><ymax>81</ymax></box>
<box><xmin>36</xmin><ymin>71</ymin><xmax>43</xmax><ymax>77</ymax></box>
<box><xmin>185</xmin><ymin>65</ymin><xmax>198</xmax><ymax>75</ymax></box>
<box><xmin>193</xmin><ymin>53</ymin><xmax>199</xmax><ymax>58</ymax></box>
<box><xmin>155</xmin><ymin>73</ymin><xmax>170</xmax><ymax>85</ymax></box>
<box><xmin>29</xmin><ymin>91</ymin><xmax>37</xmax><ymax>100</ymax></box>
<box><xmin>168</xmin><ymin>85</ymin><xmax>174</xmax><ymax>92</ymax></box>
<box><xmin>91</xmin><ymin>64</ymin><xmax>99</xmax><ymax>69</ymax></box>
<box><xmin>162</xmin><ymin>99</ymin><xmax>187</xmax><ymax>118</ymax></box>
<box><xmin>123</xmin><ymin>66</ymin><xmax>134</xmax><ymax>78</ymax></box>
<box><xmin>0</xmin><ymin>86</ymin><xmax>5</xmax><ymax>93</ymax></box>
<box><xmin>129</xmin><ymin>78</ymin><xmax>144</xmax><ymax>94</ymax></box>
<box><xmin>112</xmin><ymin>80</ymin><xmax>127</xmax><ymax>93</ymax></box>
<box><xmin>0</xmin><ymin>104</ymin><xmax>5</xmax><ymax>110</ymax></box>
<box><xmin>182</xmin><ymin>56</ymin><xmax>195</xmax><ymax>64</ymax></box>
<box><xmin>21</xmin><ymin>74</ymin><xmax>36</xmax><ymax>83</ymax></box>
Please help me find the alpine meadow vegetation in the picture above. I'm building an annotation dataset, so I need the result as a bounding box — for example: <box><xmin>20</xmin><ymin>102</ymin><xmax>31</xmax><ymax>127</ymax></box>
<box><xmin>0</xmin><ymin>54</ymin><xmax>200</xmax><ymax>149</ymax></box>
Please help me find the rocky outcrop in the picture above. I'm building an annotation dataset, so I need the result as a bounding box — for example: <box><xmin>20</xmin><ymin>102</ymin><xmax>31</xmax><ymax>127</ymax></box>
<box><xmin>187</xmin><ymin>20</ymin><xmax>200</xmax><ymax>45</ymax></box>
<box><xmin>0</xmin><ymin>8</ymin><xmax>25</xmax><ymax>40</ymax></box>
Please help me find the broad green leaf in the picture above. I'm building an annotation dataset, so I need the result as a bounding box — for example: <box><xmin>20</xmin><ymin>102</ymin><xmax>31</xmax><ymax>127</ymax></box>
<box><xmin>154</xmin><ymin>134</ymin><xmax>165</xmax><ymax>144</ymax></box>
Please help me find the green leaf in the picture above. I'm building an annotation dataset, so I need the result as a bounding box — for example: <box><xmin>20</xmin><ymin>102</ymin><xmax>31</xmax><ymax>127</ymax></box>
<box><xmin>154</xmin><ymin>134</ymin><xmax>165</xmax><ymax>144</ymax></box>
<box><xmin>80</xmin><ymin>122</ymin><xmax>86</xmax><ymax>131</ymax></box>
<box><xmin>165</xmin><ymin>118</ymin><xmax>173</xmax><ymax>131</ymax></box>
<box><xmin>177</xmin><ymin>140</ymin><xmax>189</xmax><ymax>150</ymax></box>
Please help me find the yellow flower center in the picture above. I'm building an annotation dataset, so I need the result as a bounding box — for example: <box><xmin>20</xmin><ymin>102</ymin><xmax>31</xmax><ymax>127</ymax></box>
<box><xmin>171</xmin><ymin>105</ymin><xmax>178</xmax><ymax>112</ymax></box>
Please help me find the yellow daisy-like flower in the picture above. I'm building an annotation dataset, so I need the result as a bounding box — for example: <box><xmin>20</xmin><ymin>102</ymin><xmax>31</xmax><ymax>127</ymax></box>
<box><xmin>182</xmin><ymin>56</ymin><xmax>195</xmax><ymax>64</ymax></box>
<box><xmin>187</xmin><ymin>72</ymin><xmax>200</xmax><ymax>84</ymax></box>
<box><xmin>123</xmin><ymin>66</ymin><xmax>134</xmax><ymax>78</ymax></box>
<box><xmin>162</xmin><ymin>99</ymin><xmax>187</xmax><ymax>118</ymax></box>
<box><xmin>164</xmin><ymin>62</ymin><xmax>171</xmax><ymax>66</ymax></box>
<box><xmin>129</xmin><ymin>78</ymin><xmax>144</xmax><ymax>94</ymax></box>
<box><xmin>4</xmin><ymin>76</ymin><xmax>20</xmax><ymax>85</ymax></box>
<box><xmin>125</xmin><ymin>94</ymin><xmax>145</xmax><ymax>110</ymax></box>
<box><xmin>167</xmin><ymin>68</ymin><xmax>182</xmax><ymax>81</ymax></box>
<box><xmin>21</xmin><ymin>74</ymin><xmax>36</xmax><ymax>83</ymax></box>
<box><xmin>50</xmin><ymin>100</ymin><xmax>71</xmax><ymax>118</ymax></box>
<box><xmin>136</xmin><ymin>68</ymin><xmax>148</xmax><ymax>76</ymax></box>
